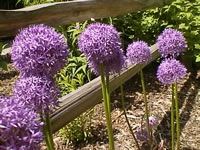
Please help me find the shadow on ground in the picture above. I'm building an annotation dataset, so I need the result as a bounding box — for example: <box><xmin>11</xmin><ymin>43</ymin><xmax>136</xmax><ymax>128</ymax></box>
<box><xmin>153</xmin><ymin>70</ymin><xmax>199</xmax><ymax>150</ymax></box>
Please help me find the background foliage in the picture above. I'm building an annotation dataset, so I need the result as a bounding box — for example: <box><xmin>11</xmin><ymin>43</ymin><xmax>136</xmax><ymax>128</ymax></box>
<box><xmin>0</xmin><ymin>43</ymin><xmax>8</xmax><ymax>71</ymax></box>
<box><xmin>111</xmin><ymin>0</ymin><xmax>200</xmax><ymax>66</ymax></box>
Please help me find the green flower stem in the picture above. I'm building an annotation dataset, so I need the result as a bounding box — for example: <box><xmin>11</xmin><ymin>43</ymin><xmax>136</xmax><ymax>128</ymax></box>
<box><xmin>140</xmin><ymin>69</ymin><xmax>152</xmax><ymax>147</ymax></box>
<box><xmin>45</xmin><ymin>112</ymin><xmax>55</xmax><ymax>150</ymax></box>
<box><xmin>174</xmin><ymin>82</ymin><xmax>180</xmax><ymax>150</ymax></box>
<box><xmin>42</xmin><ymin>117</ymin><xmax>51</xmax><ymax>150</ymax></box>
<box><xmin>100</xmin><ymin>64</ymin><xmax>115</xmax><ymax>150</ymax></box>
<box><xmin>120</xmin><ymin>82</ymin><xmax>141</xmax><ymax>150</ymax></box>
<box><xmin>106</xmin><ymin>75</ymin><xmax>111</xmax><ymax>122</ymax></box>
<box><xmin>171</xmin><ymin>84</ymin><xmax>175</xmax><ymax>150</ymax></box>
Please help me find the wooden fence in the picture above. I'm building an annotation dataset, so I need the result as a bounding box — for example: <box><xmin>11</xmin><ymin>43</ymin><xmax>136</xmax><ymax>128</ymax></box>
<box><xmin>0</xmin><ymin>0</ymin><xmax>173</xmax><ymax>133</ymax></box>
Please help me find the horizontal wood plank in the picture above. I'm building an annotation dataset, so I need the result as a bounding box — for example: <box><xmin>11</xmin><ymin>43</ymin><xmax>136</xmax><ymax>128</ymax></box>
<box><xmin>0</xmin><ymin>0</ymin><xmax>173</xmax><ymax>38</ymax></box>
<box><xmin>51</xmin><ymin>44</ymin><xmax>160</xmax><ymax>133</ymax></box>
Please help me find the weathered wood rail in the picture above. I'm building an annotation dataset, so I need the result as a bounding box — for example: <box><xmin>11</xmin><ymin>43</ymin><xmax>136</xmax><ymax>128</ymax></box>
<box><xmin>0</xmin><ymin>0</ymin><xmax>173</xmax><ymax>133</ymax></box>
<box><xmin>0</xmin><ymin>0</ymin><xmax>173</xmax><ymax>38</ymax></box>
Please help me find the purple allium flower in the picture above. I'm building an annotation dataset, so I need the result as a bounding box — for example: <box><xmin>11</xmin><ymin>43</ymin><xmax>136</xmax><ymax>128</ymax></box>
<box><xmin>0</xmin><ymin>97</ymin><xmax>43</xmax><ymax>150</ymax></box>
<box><xmin>78</xmin><ymin>23</ymin><xmax>125</xmax><ymax>75</ymax></box>
<box><xmin>157</xmin><ymin>28</ymin><xmax>187</xmax><ymax>58</ymax></box>
<box><xmin>11</xmin><ymin>24</ymin><xmax>69</xmax><ymax>76</ymax></box>
<box><xmin>136</xmin><ymin>129</ymin><xmax>148</xmax><ymax>142</ymax></box>
<box><xmin>13</xmin><ymin>75</ymin><xmax>60</xmax><ymax>114</ymax></box>
<box><xmin>149</xmin><ymin>116</ymin><xmax>158</xmax><ymax>127</ymax></box>
<box><xmin>126</xmin><ymin>41</ymin><xmax>152</xmax><ymax>64</ymax></box>
<box><xmin>157</xmin><ymin>58</ymin><xmax>187</xmax><ymax>85</ymax></box>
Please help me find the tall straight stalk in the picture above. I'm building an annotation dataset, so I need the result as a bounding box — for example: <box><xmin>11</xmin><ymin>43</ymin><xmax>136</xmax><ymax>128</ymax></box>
<box><xmin>41</xmin><ymin>112</ymin><xmax>54</xmax><ymax>150</ymax></box>
<box><xmin>120</xmin><ymin>82</ymin><xmax>141</xmax><ymax>150</ymax></box>
<box><xmin>46</xmin><ymin>113</ymin><xmax>55</xmax><ymax>150</ymax></box>
<box><xmin>171</xmin><ymin>84</ymin><xmax>175</xmax><ymax>150</ymax></box>
<box><xmin>45</xmin><ymin>112</ymin><xmax>55</xmax><ymax>150</ymax></box>
<box><xmin>42</xmin><ymin>117</ymin><xmax>51</xmax><ymax>150</ymax></box>
<box><xmin>139</xmin><ymin>69</ymin><xmax>152</xmax><ymax>147</ymax></box>
<box><xmin>106</xmin><ymin>75</ymin><xmax>111</xmax><ymax>122</ymax></box>
<box><xmin>100</xmin><ymin>64</ymin><xmax>115</xmax><ymax>150</ymax></box>
<box><xmin>174</xmin><ymin>82</ymin><xmax>180</xmax><ymax>150</ymax></box>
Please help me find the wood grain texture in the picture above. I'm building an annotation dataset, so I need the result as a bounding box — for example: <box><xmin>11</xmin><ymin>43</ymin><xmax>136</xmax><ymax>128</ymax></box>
<box><xmin>51</xmin><ymin>44</ymin><xmax>160</xmax><ymax>133</ymax></box>
<box><xmin>0</xmin><ymin>0</ymin><xmax>173</xmax><ymax>38</ymax></box>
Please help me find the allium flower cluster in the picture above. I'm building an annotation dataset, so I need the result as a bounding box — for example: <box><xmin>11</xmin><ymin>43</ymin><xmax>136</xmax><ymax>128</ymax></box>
<box><xmin>149</xmin><ymin>116</ymin><xmax>158</xmax><ymax>127</ymax></box>
<box><xmin>0</xmin><ymin>97</ymin><xmax>43</xmax><ymax>150</ymax></box>
<box><xmin>11</xmin><ymin>24</ymin><xmax>69</xmax><ymax>76</ymax></box>
<box><xmin>157</xmin><ymin>28</ymin><xmax>187</xmax><ymax>58</ymax></box>
<box><xmin>136</xmin><ymin>129</ymin><xmax>148</xmax><ymax>142</ymax></box>
<box><xmin>13</xmin><ymin>75</ymin><xmax>60</xmax><ymax>113</ymax></box>
<box><xmin>157</xmin><ymin>59</ymin><xmax>187</xmax><ymax>85</ymax></box>
<box><xmin>78</xmin><ymin>23</ymin><xmax>125</xmax><ymax>75</ymax></box>
<box><xmin>126</xmin><ymin>41</ymin><xmax>152</xmax><ymax>64</ymax></box>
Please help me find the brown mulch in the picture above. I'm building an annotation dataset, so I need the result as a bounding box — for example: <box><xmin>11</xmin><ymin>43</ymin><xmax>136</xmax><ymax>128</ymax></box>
<box><xmin>0</xmin><ymin>64</ymin><xmax>19</xmax><ymax>96</ymax></box>
<box><xmin>0</xmin><ymin>63</ymin><xmax>200</xmax><ymax>150</ymax></box>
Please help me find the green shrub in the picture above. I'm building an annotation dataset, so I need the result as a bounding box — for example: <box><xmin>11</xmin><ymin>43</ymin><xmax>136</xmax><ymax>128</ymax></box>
<box><xmin>58</xmin><ymin>109</ymin><xmax>94</xmax><ymax>144</ymax></box>
<box><xmin>56</xmin><ymin>21</ymin><xmax>94</xmax><ymax>95</ymax></box>
<box><xmin>110</xmin><ymin>0</ymin><xmax>200</xmax><ymax>66</ymax></box>
<box><xmin>0</xmin><ymin>43</ymin><xmax>8</xmax><ymax>71</ymax></box>
<box><xmin>56</xmin><ymin>55</ymin><xmax>93</xmax><ymax>95</ymax></box>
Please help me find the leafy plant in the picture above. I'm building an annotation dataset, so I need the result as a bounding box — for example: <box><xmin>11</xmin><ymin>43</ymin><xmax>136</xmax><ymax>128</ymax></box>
<box><xmin>56</xmin><ymin>54</ymin><xmax>93</xmax><ymax>95</ymax></box>
<box><xmin>56</xmin><ymin>21</ymin><xmax>95</xmax><ymax>144</ymax></box>
<box><xmin>109</xmin><ymin>0</ymin><xmax>200</xmax><ymax>67</ymax></box>
<box><xmin>56</xmin><ymin>21</ymin><xmax>88</xmax><ymax>57</ymax></box>
<box><xmin>0</xmin><ymin>43</ymin><xmax>8</xmax><ymax>71</ymax></box>
<box><xmin>56</xmin><ymin>55</ymin><xmax>94</xmax><ymax>144</ymax></box>
<box><xmin>58</xmin><ymin>109</ymin><xmax>94</xmax><ymax>144</ymax></box>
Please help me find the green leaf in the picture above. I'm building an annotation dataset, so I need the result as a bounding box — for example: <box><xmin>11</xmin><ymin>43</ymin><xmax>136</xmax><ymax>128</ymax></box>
<box><xmin>74</xmin><ymin>65</ymin><xmax>87</xmax><ymax>75</ymax></box>
<box><xmin>0</xmin><ymin>61</ymin><xmax>8</xmax><ymax>71</ymax></box>
<box><xmin>196</xmin><ymin>56</ymin><xmax>200</xmax><ymax>62</ymax></box>
<box><xmin>191</xmin><ymin>30</ymin><xmax>199</xmax><ymax>36</ymax></box>
<box><xmin>179</xmin><ymin>23</ymin><xmax>189</xmax><ymax>30</ymax></box>
<box><xmin>194</xmin><ymin>44</ymin><xmax>200</xmax><ymax>49</ymax></box>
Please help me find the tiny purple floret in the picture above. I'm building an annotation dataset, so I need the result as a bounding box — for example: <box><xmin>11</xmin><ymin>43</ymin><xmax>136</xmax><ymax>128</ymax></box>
<box><xmin>136</xmin><ymin>129</ymin><xmax>148</xmax><ymax>142</ymax></box>
<box><xmin>149</xmin><ymin>116</ymin><xmax>158</xmax><ymax>127</ymax></box>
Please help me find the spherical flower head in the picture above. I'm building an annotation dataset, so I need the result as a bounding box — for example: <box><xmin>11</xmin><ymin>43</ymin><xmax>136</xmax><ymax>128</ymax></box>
<box><xmin>149</xmin><ymin>116</ymin><xmax>158</xmax><ymax>127</ymax></box>
<box><xmin>157</xmin><ymin>58</ymin><xmax>187</xmax><ymax>85</ymax></box>
<box><xmin>136</xmin><ymin>129</ymin><xmax>148</xmax><ymax>142</ymax></box>
<box><xmin>157</xmin><ymin>28</ymin><xmax>187</xmax><ymax>58</ymax></box>
<box><xmin>0</xmin><ymin>97</ymin><xmax>43</xmax><ymax>150</ymax></box>
<box><xmin>126</xmin><ymin>41</ymin><xmax>152</xmax><ymax>64</ymax></box>
<box><xmin>78</xmin><ymin>23</ymin><xmax>125</xmax><ymax>75</ymax></box>
<box><xmin>13</xmin><ymin>75</ymin><xmax>60</xmax><ymax>114</ymax></box>
<box><xmin>11</xmin><ymin>24</ymin><xmax>69</xmax><ymax>77</ymax></box>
